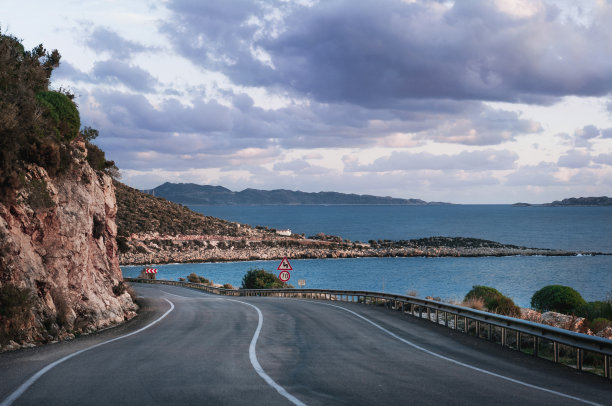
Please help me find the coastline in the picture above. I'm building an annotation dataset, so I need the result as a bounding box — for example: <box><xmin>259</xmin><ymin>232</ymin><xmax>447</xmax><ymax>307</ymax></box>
<box><xmin>118</xmin><ymin>234</ymin><xmax>598</xmax><ymax>266</ymax></box>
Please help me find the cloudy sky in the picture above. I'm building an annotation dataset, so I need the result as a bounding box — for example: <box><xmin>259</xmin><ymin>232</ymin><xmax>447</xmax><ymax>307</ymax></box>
<box><xmin>2</xmin><ymin>0</ymin><xmax>612</xmax><ymax>203</ymax></box>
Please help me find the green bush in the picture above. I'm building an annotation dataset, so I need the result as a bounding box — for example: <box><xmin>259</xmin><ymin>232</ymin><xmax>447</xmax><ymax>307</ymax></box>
<box><xmin>486</xmin><ymin>296</ymin><xmax>521</xmax><ymax>318</ymax></box>
<box><xmin>530</xmin><ymin>285</ymin><xmax>586</xmax><ymax>314</ymax></box>
<box><xmin>575</xmin><ymin>301</ymin><xmax>612</xmax><ymax>321</ymax></box>
<box><xmin>464</xmin><ymin>285</ymin><xmax>520</xmax><ymax>317</ymax></box>
<box><xmin>36</xmin><ymin>91</ymin><xmax>80</xmax><ymax>141</ymax></box>
<box><xmin>241</xmin><ymin>268</ymin><xmax>286</xmax><ymax>289</ymax></box>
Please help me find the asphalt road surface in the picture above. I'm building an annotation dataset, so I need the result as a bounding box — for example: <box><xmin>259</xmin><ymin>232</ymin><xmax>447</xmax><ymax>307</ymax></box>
<box><xmin>1</xmin><ymin>284</ymin><xmax>610</xmax><ymax>405</ymax></box>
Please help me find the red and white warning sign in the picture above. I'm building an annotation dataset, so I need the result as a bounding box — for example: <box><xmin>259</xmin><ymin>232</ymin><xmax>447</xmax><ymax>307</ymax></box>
<box><xmin>278</xmin><ymin>270</ymin><xmax>291</xmax><ymax>282</ymax></box>
<box><xmin>144</xmin><ymin>268</ymin><xmax>157</xmax><ymax>274</ymax></box>
<box><xmin>277</xmin><ymin>257</ymin><xmax>292</xmax><ymax>271</ymax></box>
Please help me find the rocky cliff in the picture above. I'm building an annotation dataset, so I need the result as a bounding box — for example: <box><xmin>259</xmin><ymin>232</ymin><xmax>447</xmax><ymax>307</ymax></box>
<box><xmin>0</xmin><ymin>140</ymin><xmax>136</xmax><ymax>351</ymax></box>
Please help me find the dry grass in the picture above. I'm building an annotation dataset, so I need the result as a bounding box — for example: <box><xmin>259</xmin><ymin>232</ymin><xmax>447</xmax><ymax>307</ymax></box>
<box><xmin>406</xmin><ymin>290</ymin><xmax>419</xmax><ymax>297</ymax></box>
<box><xmin>462</xmin><ymin>296</ymin><xmax>485</xmax><ymax>310</ymax></box>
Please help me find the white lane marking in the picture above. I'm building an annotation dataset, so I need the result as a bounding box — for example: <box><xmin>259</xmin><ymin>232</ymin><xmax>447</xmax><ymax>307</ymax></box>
<box><xmin>225</xmin><ymin>298</ymin><xmax>306</xmax><ymax>406</ymax></box>
<box><xmin>162</xmin><ymin>290</ymin><xmax>222</xmax><ymax>300</ymax></box>
<box><xmin>0</xmin><ymin>298</ymin><xmax>175</xmax><ymax>406</ymax></box>
<box><xmin>315</xmin><ymin>302</ymin><xmax>602</xmax><ymax>406</ymax></box>
<box><xmin>160</xmin><ymin>290</ymin><xmax>305</xmax><ymax>405</ymax></box>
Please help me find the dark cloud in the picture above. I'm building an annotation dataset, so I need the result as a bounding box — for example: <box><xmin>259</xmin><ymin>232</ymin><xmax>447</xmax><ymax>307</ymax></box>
<box><xmin>86</xmin><ymin>27</ymin><xmax>153</xmax><ymax>59</ymax></box>
<box><xmin>557</xmin><ymin>149</ymin><xmax>592</xmax><ymax>168</ymax></box>
<box><xmin>163</xmin><ymin>0</ymin><xmax>612</xmax><ymax>106</ymax></box>
<box><xmin>347</xmin><ymin>149</ymin><xmax>518</xmax><ymax>172</ymax></box>
<box><xmin>92</xmin><ymin>60</ymin><xmax>159</xmax><ymax>92</ymax></box>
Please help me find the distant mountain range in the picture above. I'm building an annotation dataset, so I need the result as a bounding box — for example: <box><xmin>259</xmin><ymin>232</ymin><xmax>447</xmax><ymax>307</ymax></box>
<box><xmin>513</xmin><ymin>196</ymin><xmax>612</xmax><ymax>207</ymax></box>
<box><xmin>145</xmin><ymin>182</ymin><xmax>450</xmax><ymax>205</ymax></box>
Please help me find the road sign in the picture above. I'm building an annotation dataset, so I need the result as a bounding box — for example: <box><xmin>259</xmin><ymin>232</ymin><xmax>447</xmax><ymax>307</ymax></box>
<box><xmin>277</xmin><ymin>257</ymin><xmax>293</xmax><ymax>271</ymax></box>
<box><xmin>144</xmin><ymin>268</ymin><xmax>157</xmax><ymax>273</ymax></box>
<box><xmin>279</xmin><ymin>270</ymin><xmax>291</xmax><ymax>282</ymax></box>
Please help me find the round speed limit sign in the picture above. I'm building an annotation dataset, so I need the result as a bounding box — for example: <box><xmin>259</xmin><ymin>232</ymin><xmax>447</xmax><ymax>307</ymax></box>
<box><xmin>278</xmin><ymin>270</ymin><xmax>291</xmax><ymax>282</ymax></box>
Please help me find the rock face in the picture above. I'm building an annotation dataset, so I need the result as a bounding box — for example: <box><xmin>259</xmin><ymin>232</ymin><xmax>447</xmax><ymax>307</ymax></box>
<box><xmin>0</xmin><ymin>141</ymin><xmax>136</xmax><ymax>349</ymax></box>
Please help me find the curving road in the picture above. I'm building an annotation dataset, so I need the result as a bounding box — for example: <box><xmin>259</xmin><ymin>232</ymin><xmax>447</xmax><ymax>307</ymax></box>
<box><xmin>0</xmin><ymin>284</ymin><xmax>610</xmax><ymax>405</ymax></box>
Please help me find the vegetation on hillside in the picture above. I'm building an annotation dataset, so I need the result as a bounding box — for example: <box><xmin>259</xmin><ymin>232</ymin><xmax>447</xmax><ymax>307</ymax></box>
<box><xmin>0</xmin><ymin>31</ymin><xmax>116</xmax><ymax>202</ymax></box>
<box><xmin>114</xmin><ymin>181</ymin><xmax>265</xmax><ymax>238</ymax></box>
<box><xmin>464</xmin><ymin>285</ymin><xmax>521</xmax><ymax>317</ymax></box>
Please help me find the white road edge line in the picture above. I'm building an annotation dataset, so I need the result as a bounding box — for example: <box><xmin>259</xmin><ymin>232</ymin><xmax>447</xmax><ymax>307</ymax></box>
<box><xmin>316</xmin><ymin>301</ymin><xmax>602</xmax><ymax>406</ymax></box>
<box><xmin>0</xmin><ymin>298</ymin><xmax>175</xmax><ymax>406</ymax></box>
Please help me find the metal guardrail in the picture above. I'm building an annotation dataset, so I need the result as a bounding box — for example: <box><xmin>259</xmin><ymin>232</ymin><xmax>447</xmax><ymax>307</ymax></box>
<box><xmin>125</xmin><ymin>278</ymin><xmax>612</xmax><ymax>379</ymax></box>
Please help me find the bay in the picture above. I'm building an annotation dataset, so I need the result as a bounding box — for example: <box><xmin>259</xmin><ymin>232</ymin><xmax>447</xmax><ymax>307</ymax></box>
<box><xmin>187</xmin><ymin>204</ymin><xmax>612</xmax><ymax>252</ymax></box>
<box><xmin>121</xmin><ymin>205</ymin><xmax>612</xmax><ymax>307</ymax></box>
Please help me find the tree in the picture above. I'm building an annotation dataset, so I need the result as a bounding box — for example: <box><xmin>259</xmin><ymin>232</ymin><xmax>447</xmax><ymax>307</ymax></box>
<box><xmin>531</xmin><ymin>285</ymin><xmax>586</xmax><ymax>314</ymax></box>
<box><xmin>241</xmin><ymin>268</ymin><xmax>288</xmax><ymax>289</ymax></box>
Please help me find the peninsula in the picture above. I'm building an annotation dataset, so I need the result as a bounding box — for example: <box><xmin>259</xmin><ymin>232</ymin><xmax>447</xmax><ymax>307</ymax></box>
<box><xmin>116</xmin><ymin>183</ymin><xmax>593</xmax><ymax>265</ymax></box>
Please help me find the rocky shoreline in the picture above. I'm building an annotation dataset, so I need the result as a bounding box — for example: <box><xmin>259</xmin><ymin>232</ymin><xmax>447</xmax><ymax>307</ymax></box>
<box><xmin>118</xmin><ymin>234</ymin><xmax>595</xmax><ymax>265</ymax></box>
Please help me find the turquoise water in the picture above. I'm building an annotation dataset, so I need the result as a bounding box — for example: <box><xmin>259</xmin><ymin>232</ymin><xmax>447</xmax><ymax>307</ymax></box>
<box><xmin>121</xmin><ymin>205</ymin><xmax>612</xmax><ymax>307</ymax></box>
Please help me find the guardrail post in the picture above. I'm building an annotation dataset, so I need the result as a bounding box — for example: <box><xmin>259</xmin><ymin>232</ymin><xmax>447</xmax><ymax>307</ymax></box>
<box><xmin>454</xmin><ymin>314</ymin><xmax>458</xmax><ymax>330</ymax></box>
<box><xmin>434</xmin><ymin>309</ymin><xmax>438</xmax><ymax>324</ymax></box>
<box><xmin>516</xmin><ymin>331</ymin><xmax>520</xmax><ymax>350</ymax></box>
<box><xmin>476</xmin><ymin>321</ymin><xmax>480</xmax><ymax>337</ymax></box>
<box><xmin>501</xmin><ymin>327</ymin><xmax>506</xmax><ymax>346</ymax></box>
<box><xmin>488</xmin><ymin>324</ymin><xmax>492</xmax><ymax>341</ymax></box>
<box><xmin>426</xmin><ymin>307</ymin><xmax>431</xmax><ymax>321</ymax></box>
<box><xmin>534</xmin><ymin>336</ymin><xmax>539</xmax><ymax>357</ymax></box>
<box><xmin>576</xmin><ymin>348</ymin><xmax>583</xmax><ymax>371</ymax></box>
<box><xmin>553</xmin><ymin>342</ymin><xmax>559</xmax><ymax>363</ymax></box>
<box><xmin>605</xmin><ymin>355</ymin><xmax>610</xmax><ymax>379</ymax></box>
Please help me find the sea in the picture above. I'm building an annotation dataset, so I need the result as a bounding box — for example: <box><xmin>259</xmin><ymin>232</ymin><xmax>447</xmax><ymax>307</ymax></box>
<box><xmin>121</xmin><ymin>205</ymin><xmax>612</xmax><ymax>307</ymax></box>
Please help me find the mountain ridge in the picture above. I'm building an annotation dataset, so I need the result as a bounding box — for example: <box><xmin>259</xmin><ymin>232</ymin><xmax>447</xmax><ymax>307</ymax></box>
<box><xmin>513</xmin><ymin>196</ymin><xmax>612</xmax><ymax>207</ymax></box>
<box><xmin>146</xmin><ymin>182</ymin><xmax>450</xmax><ymax>205</ymax></box>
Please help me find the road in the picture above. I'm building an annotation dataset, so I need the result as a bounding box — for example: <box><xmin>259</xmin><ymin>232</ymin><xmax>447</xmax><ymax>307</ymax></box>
<box><xmin>0</xmin><ymin>284</ymin><xmax>610</xmax><ymax>405</ymax></box>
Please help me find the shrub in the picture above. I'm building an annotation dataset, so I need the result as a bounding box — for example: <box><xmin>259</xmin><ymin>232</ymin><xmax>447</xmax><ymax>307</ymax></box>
<box><xmin>463</xmin><ymin>296</ymin><xmax>485</xmax><ymax>311</ymax></box>
<box><xmin>187</xmin><ymin>273</ymin><xmax>211</xmax><ymax>285</ymax></box>
<box><xmin>116</xmin><ymin>236</ymin><xmax>130</xmax><ymax>253</ymax></box>
<box><xmin>0</xmin><ymin>285</ymin><xmax>36</xmax><ymax>343</ymax></box>
<box><xmin>223</xmin><ymin>283</ymin><xmax>234</xmax><ymax>289</ymax></box>
<box><xmin>575</xmin><ymin>301</ymin><xmax>612</xmax><ymax>321</ymax></box>
<box><xmin>464</xmin><ymin>285</ymin><xmax>520</xmax><ymax>317</ymax></box>
<box><xmin>36</xmin><ymin>91</ymin><xmax>80</xmax><ymax>141</ymax></box>
<box><xmin>590</xmin><ymin>318</ymin><xmax>612</xmax><ymax>334</ymax></box>
<box><xmin>241</xmin><ymin>268</ymin><xmax>287</xmax><ymax>289</ymax></box>
<box><xmin>530</xmin><ymin>285</ymin><xmax>586</xmax><ymax>314</ymax></box>
<box><xmin>112</xmin><ymin>281</ymin><xmax>127</xmax><ymax>296</ymax></box>
<box><xmin>486</xmin><ymin>296</ymin><xmax>521</xmax><ymax>317</ymax></box>
<box><xmin>464</xmin><ymin>285</ymin><xmax>503</xmax><ymax>303</ymax></box>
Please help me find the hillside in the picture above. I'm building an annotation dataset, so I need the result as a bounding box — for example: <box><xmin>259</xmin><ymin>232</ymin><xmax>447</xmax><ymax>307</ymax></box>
<box><xmin>0</xmin><ymin>33</ymin><xmax>135</xmax><ymax>351</ymax></box>
<box><xmin>147</xmin><ymin>182</ymin><xmax>447</xmax><ymax>205</ymax></box>
<box><xmin>544</xmin><ymin>196</ymin><xmax>612</xmax><ymax>206</ymax></box>
<box><xmin>513</xmin><ymin>196</ymin><xmax>612</xmax><ymax>207</ymax></box>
